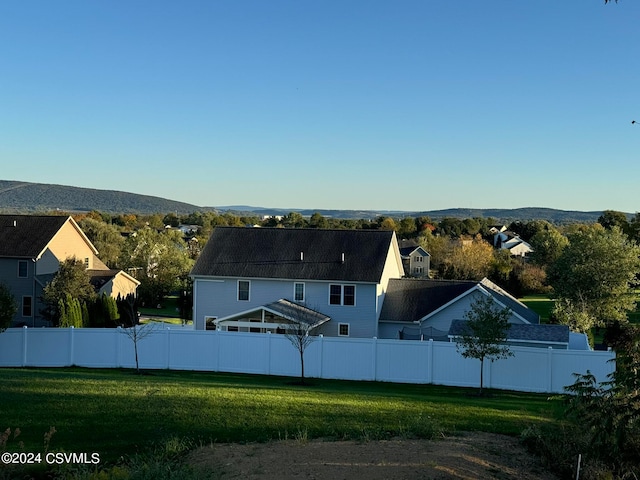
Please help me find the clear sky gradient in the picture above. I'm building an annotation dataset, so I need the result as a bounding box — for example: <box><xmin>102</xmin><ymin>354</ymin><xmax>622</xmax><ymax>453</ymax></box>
<box><xmin>1</xmin><ymin>1</ymin><xmax>638</xmax><ymax>213</ymax></box>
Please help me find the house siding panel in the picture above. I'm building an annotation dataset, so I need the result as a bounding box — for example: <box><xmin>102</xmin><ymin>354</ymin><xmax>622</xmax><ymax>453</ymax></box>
<box><xmin>421</xmin><ymin>292</ymin><xmax>528</xmax><ymax>332</ymax></box>
<box><xmin>193</xmin><ymin>277</ymin><xmax>379</xmax><ymax>338</ymax></box>
<box><xmin>48</xmin><ymin>221</ymin><xmax>96</xmax><ymax>269</ymax></box>
<box><xmin>0</xmin><ymin>258</ymin><xmax>37</xmax><ymax>326</ymax></box>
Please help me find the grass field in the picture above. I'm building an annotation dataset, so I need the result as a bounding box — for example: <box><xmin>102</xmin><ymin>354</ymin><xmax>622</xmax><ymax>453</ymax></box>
<box><xmin>0</xmin><ymin>368</ymin><xmax>564</xmax><ymax>465</ymax></box>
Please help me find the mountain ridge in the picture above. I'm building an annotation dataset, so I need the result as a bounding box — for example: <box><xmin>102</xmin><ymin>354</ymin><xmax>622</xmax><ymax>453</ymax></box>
<box><xmin>0</xmin><ymin>179</ymin><xmax>618</xmax><ymax>223</ymax></box>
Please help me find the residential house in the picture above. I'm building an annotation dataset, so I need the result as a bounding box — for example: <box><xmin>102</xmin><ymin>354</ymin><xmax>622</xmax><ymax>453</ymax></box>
<box><xmin>0</xmin><ymin>215</ymin><xmax>139</xmax><ymax>327</ymax></box>
<box><xmin>190</xmin><ymin>227</ymin><xmax>404</xmax><ymax>337</ymax></box>
<box><xmin>377</xmin><ymin>277</ymin><xmax>570</xmax><ymax>348</ymax></box>
<box><xmin>490</xmin><ymin>226</ymin><xmax>533</xmax><ymax>257</ymax></box>
<box><xmin>398</xmin><ymin>239</ymin><xmax>430</xmax><ymax>278</ymax></box>
<box><xmin>190</xmin><ymin>226</ymin><xmax>570</xmax><ymax>348</ymax></box>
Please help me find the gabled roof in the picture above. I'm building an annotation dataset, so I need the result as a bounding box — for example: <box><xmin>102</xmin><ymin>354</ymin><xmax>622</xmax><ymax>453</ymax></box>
<box><xmin>378</xmin><ymin>277</ymin><xmax>539</xmax><ymax>324</ymax></box>
<box><xmin>191</xmin><ymin>227</ymin><xmax>398</xmax><ymax>283</ymax></box>
<box><xmin>0</xmin><ymin>215</ymin><xmax>71</xmax><ymax>258</ymax></box>
<box><xmin>379</xmin><ymin>278</ymin><xmax>478</xmax><ymax>323</ymax></box>
<box><xmin>88</xmin><ymin>269</ymin><xmax>141</xmax><ymax>290</ymax></box>
<box><xmin>399</xmin><ymin>245</ymin><xmax>430</xmax><ymax>258</ymax></box>
<box><xmin>215</xmin><ymin>299</ymin><xmax>330</xmax><ymax>329</ymax></box>
<box><xmin>449</xmin><ymin>320</ymin><xmax>569</xmax><ymax>345</ymax></box>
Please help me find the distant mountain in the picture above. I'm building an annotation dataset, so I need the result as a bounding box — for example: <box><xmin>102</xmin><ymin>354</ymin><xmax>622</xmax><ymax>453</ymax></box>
<box><xmin>0</xmin><ymin>180</ymin><xmax>205</xmax><ymax>215</ymax></box>
<box><xmin>0</xmin><ymin>179</ymin><xmax>614</xmax><ymax>223</ymax></box>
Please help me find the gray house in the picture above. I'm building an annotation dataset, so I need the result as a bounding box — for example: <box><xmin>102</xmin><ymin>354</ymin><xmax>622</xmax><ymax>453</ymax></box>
<box><xmin>190</xmin><ymin>227</ymin><xmax>569</xmax><ymax>348</ymax></box>
<box><xmin>0</xmin><ymin>215</ymin><xmax>139</xmax><ymax>327</ymax></box>
<box><xmin>190</xmin><ymin>227</ymin><xmax>405</xmax><ymax>337</ymax></box>
<box><xmin>378</xmin><ymin>277</ymin><xmax>569</xmax><ymax>348</ymax></box>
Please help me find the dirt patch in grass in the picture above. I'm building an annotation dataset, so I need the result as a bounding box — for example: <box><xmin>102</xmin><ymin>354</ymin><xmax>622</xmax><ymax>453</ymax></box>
<box><xmin>186</xmin><ymin>431</ymin><xmax>559</xmax><ymax>479</ymax></box>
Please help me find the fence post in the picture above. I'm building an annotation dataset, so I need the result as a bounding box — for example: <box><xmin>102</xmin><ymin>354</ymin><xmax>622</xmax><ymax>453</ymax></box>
<box><xmin>427</xmin><ymin>339</ymin><xmax>433</xmax><ymax>384</ymax></box>
<box><xmin>214</xmin><ymin>328</ymin><xmax>220</xmax><ymax>372</ymax></box>
<box><xmin>265</xmin><ymin>331</ymin><xmax>272</xmax><ymax>375</ymax></box>
<box><xmin>547</xmin><ymin>347</ymin><xmax>553</xmax><ymax>393</ymax></box>
<box><xmin>318</xmin><ymin>334</ymin><xmax>324</xmax><ymax>379</ymax></box>
<box><xmin>69</xmin><ymin>326</ymin><xmax>75</xmax><ymax>366</ymax></box>
<box><xmin>372</xmin><ymin>337</ymin><xmax>378</xmax><ymax>381</ymax></box>
<box><xmin>166</xmin><ymin>327</ymin><xmax>171</xmax><ymax>370</ymax></box>
<box><xmin>22</xmin><ymin>326</ymin><xmax>28</xmax><ymax>367</ymax></box>
<box><xmin>116</xmin><ymin>326</ymin><xmax>121</xmax><ymax>368</ymax></box>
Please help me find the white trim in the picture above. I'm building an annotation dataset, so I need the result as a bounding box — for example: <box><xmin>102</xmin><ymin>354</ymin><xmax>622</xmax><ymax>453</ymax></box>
<box><xmin>417</xmin><ymin>284</ymin><xmax>531</xmax><ymax>325</ymax></box>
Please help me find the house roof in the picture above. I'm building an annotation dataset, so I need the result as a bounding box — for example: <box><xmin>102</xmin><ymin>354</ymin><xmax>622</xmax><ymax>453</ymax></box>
<box><xmin>191</xmin><ymin>227</ymin><xmax>398</xmax><ymax>283</ymax></box>
<box><xmin>398</xmin><ymin>245</ymin><xmax>430</xmax><ymax>258</ymax></box>
<box><xmin>0</xmin><ymin>215</ymin><xmax>70</xmax><ymax>258</ymax></box>
<box><xmin>379</xmin><ymin>278</ymin><xmax>479</xmax><ymax>323</ymax></box>
<box><xmin>448</xmin><ymin>320</ymin><xmax>569</xmax><ymax>344</ymax></box>
<box><xmin>88</xmin><ymin>269</ymin><xmax>140</xmax><ymax>290</ymax></box>
<box><xmin>378</xmin><ymin>277</ymin><xmax>540</xmax><ymax>324</ymax></box>
<box><xmin>215</xmin><ymin>299</ymin><xmax>331</xmax><ymax>329</ymax></box>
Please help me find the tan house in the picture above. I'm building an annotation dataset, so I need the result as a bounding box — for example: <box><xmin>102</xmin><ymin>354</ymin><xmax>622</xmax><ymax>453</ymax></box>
<box><xmin>0</xmin><ymin>215</ymin><xmax>139</xmax><ymax>326</ymax></box>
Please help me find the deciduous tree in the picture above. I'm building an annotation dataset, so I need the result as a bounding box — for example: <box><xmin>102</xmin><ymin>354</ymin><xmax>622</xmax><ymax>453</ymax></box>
<box><xmin>43</xmin><ymin>259</ymin><xmax>97</xmax><ymax>326</ymax></box>
<box><xmin>548</xmin><ymin>225</ymin><xmax>640</xmax><ymax>332</ymax></box>
<box><xmin>454</xmin><ymin>295</ymin><xmax>514</xmax><ymax>395</ymax></box>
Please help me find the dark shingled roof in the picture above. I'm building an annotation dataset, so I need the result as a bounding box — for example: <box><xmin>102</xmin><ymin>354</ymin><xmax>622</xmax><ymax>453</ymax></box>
<box><xmin>0</xmin><ymin>215</ymin><xmax>69</xmax><ymax>258</ymax></box>
<box><xmin>379</xmin><ymin>277</ymin><xmax>540</xmax><ymax>324</ymax></box>
<box><xmin>87</xmin><ymin>269</ymin><xmax>119</xmax><ymax>290</ymax></box>
<box><xmin>449</xmin><ymin>320</ymin><xmax>570</xmax><ymax>344</ymax></box>
<box><xmin>379</xmin><ymin>278</ymin><xmax>478</xmax><ymax>323</ymax></box>
<box><xmin>190</xmin><ymin>227</ymin><xmax>396</xmax><ymax>283</ymax></box>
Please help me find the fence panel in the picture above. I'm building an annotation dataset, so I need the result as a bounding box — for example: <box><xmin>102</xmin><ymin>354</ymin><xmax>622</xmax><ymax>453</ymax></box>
<box><xmin>0</xmin><ymin>328</ymin><xmax>24</xmax><ymax>366</ymax></box>
<box><xmin>0</xmin><ymin>327</ymin><xmax>616</xmax><ymax>394</ymax></box>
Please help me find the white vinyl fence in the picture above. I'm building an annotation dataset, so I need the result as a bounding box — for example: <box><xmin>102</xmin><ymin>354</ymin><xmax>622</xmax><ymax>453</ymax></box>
<box><xmin>0</xmin><ymin>326</ymin><xmax>616</xmax><ymax>393</ymax></box>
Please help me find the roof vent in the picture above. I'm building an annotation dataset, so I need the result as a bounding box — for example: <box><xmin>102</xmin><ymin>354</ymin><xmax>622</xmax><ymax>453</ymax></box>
<box><xmin>341</xmin><ymin>252</ymin><xmax>345</xmax><ymax>263</ymax></box>
<box><xmin>12</xmin><ymin>220</ymin><xmax>17</xmax><ymax>227</ymax></box>
<box><xmin>300</xmin><ymin>251</ymin><xmax>304</xmax><ymax>261</ymax></box>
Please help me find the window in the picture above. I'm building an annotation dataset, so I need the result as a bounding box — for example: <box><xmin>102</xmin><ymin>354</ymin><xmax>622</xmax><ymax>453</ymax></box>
<box><xmin>294</xmin><ymin>282</ymin><xmax>305</xmax><ymax>302</ymax></box>
<box><xmin>22</xmin><ymin>296</ymin><xmax>32</xmax><ymax>317</ymax></box>
<box><xmin>329</xmin><ymin>284</ymin><xmax>356</xmax><ymax>306</ymax></box>
<box><xmin>415</xmin><ymin>256</ymin><xmax>423</xmax><ymax>263</ymax></box>
<box><xmin>343</xmin><ymin>285</ymin><xmax>355</xmax><ymax>306</ymax></box>
<box><xmin>338</xmin><ymin>323</ymin><xmax>350</xmax><ymax>336</ymax></box>
<box><xmin>18</xmin><ymin>261</ymin><xmax>28</xmax><ymax>278</ymax></box>
<box><xmin>414</xmin><ymin>266</ymin><xmax>423</xmax><ymax>274</ymax></box>
<box><xmin>237</xmin><ymin>280</ymin><xmax>250</xmax><ymax>301</ymax></box>
<box><xmin>84</xmin><ymin>257</ymin><xmax>90</xmax><ymax>268</ymax></box>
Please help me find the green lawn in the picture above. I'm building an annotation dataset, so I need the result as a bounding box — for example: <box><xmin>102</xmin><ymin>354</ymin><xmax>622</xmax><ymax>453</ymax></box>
<box><xmin>520</xmin><ymin>295</ymin><xmax>555</xmax><ymax>323</ymax></box>
<box><xmin>0</xmin><ymin>368</ymin><xmax>564</xmax><ymax>464</ymax></box>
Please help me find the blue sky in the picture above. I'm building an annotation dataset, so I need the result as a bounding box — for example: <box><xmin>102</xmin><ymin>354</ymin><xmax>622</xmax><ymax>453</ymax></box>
<box><xmin>1</xmin><ymin>1</ymin><xmax>638</xmax><ymax>213</ymax></box>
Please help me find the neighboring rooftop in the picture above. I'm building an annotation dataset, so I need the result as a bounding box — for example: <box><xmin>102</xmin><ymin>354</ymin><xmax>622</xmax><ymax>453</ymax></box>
<box><xmin>0</xmin><ymin>215</ymin><xmax>69</xmax><ymax>258</ymax></box>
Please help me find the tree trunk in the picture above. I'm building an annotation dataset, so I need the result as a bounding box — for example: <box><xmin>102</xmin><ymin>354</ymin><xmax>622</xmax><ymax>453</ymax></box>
<box><xmin>479</xmin><ymin>357</ymin><xmax>484</xmax><ymax>395</ymax></box>
<box><xmin>300</xmin><ymin>349</ymin><xmax>305</xmax><ymax>385</ymax></box>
